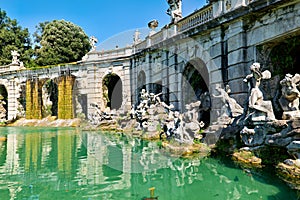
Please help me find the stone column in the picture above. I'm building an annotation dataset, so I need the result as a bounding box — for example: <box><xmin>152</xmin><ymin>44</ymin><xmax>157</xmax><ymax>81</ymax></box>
<box><xmin>25</xmin><ymin>79</ymin><xmax>42</xmax><ymax>119</ymax></box>
<box><xmin>57</xmin><ymin>76</ymin><xmax>75</xmax><ymax>119</ymax></box>
<box><xmin>226</xmin><ymin>20</ymin><xmax>249</xmax><ymax>103</ymax></box>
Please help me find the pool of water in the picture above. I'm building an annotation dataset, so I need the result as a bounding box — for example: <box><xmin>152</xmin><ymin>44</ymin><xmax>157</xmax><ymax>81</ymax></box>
<box><xmin>0</xmin><ymin>127</ymin><xmax>298</xmax><ymax>200</ymax></box>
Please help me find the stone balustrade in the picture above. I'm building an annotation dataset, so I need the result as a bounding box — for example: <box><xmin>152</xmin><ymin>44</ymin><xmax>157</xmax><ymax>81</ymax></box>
<box><xmin>132</xmin><ymin>0</ymin><xmax>264</xmax><ymax>52</ymax></box>
<box><xmin>135</xmin><ymin>40</ymin><xmax>147</xmax><ymax>52</ymax></box>
<box><xmin>178</xmin><ymin>5</ymin><xmax>213</xmax><ymax>32</ymax></box>
<box><xmin>95</xmin><ymin>46</ymin><xmax>132</xmax><ymax>60</ymax></box>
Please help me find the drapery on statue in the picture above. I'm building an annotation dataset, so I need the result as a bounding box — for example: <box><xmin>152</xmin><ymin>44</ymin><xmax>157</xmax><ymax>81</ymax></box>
<box><xmin>166</xmin><ymin>0</ymin><xmax>182</xmax><ymax>22</ymax></box>
<box><xmin>243</xmin><ymin>62</ymin><xmax>275</xmax><ymax>121</ymax></box>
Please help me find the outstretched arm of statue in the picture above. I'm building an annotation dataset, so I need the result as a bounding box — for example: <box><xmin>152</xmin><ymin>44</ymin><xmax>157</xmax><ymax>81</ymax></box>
<box><xmin>243</xmin><ymin>74</ymin><xmax>253</xmax><ymax>82</ymax></box>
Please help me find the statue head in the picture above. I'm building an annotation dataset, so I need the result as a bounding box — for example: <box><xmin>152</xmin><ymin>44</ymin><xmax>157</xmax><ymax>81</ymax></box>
<box><xmin>250</xmin><ymin>62</ymin><xmax>260</xmax><ymax>72</ymax></box>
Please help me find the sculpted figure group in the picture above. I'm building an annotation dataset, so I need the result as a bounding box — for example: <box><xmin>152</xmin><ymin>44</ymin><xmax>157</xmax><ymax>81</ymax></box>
<box><xmin>130</xmin><ymin>88</ymin><xmax>207</xmax><ymax>143</ymax></box>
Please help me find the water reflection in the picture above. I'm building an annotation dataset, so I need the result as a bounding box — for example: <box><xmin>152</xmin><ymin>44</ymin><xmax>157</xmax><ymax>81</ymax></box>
<box><xmin>0</xmin><ymin>127</ymin><xmax>297</xmax><ymax>200</ymax></box>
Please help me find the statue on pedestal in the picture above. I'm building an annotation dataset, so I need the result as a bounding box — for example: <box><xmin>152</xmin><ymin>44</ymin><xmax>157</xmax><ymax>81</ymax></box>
<box><xmin>11</xmin><ymin>50</ymin><xmax>20</xmax><ymax>65</ymax></box>
<box><xmin>89</xmin><ymin>36</ymin><xmax>98</xmax><ymax>51</ymax></box>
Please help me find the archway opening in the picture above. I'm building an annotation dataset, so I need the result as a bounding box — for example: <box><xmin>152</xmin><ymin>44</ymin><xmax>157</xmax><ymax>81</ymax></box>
<box><xmin>42</xmin><ymin>79</ymin><xmax>58</xmax><ymax>117</ymax></box>
<box><xmin>259</xmin><ymin>35</ymin><xmax>300</xmax><ymax>118</ymax></box>
<box><xmin>269</xmin><ymin>35</ymin><xmax>300</xmax><ymax>78</ymax></box>
<box><xmin>103</xmin><ymin>73</ymin><xmax>123</xmax><ymax>110</ymax></box>
<box><xmin>0</xmin><ymin>85</ymin><xmax>8</xmax><ymax>120</ymax></box>
<box><xmin>182</xmin><ymin>59</ymin><xmax>210</xmax><ymax>125</ymax></box>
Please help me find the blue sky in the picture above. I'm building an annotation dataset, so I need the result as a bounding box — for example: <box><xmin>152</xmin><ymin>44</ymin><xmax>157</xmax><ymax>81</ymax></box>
<box><xmin>0</xmin><ymin>0</ymin><xmax>207</xmax><ymax>50</ymax></box>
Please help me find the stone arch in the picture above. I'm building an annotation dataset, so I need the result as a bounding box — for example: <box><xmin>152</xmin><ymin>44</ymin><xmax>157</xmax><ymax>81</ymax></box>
<box><xmin>0</xmin><ymin>84</ymin><xmax>8</xmax><ymax>121</ymax></box>
<box><xmin>181</xmin><ymin>58</ymin><xmax>211</xmax><ymax>125</ymax></box>
<box><xmin>257</xmin><ymin>35</ymin><xmax>300</xmax><ymax>118</ymax></box>
<box><xmin>137</xmin><ymin>70</ymin><xmax>146</xmax><ymax>91</ymax></box>
<box><xmin>41</xmin><ymin>79</ymin><xmax>58</xmax><ymax>117</ymax></box>
<box><xmin>102</xmin><ymin>73</ymin><xmax>123</xmax><ymax>110</ymax></box>
<box><xmin>268</xmin><ymin>35</ymin><xmax>300</xmax><ymax>78</ymax></box>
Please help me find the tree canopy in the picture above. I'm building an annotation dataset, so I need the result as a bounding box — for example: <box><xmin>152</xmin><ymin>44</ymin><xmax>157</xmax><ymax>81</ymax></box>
<box><xmin>0</xmin><ymin>9</ymin><xmax>33</xmax><ymax>66</ymax></box>
<box><xmin>34</xmin><ymin>20</ymin><xmax>91</xmax><ymax>66</ymax></box>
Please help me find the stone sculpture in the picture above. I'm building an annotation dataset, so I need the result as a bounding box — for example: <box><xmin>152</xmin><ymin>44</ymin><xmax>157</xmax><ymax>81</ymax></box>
<box><xmin>279</xmin><ymin>73</ymin><xmax>300</xmax><ymax>120</ymax></box>
<box><xmin>133</xmin><ymin>30</ymin><xmax>141</xmax><ymax>44</ymax></box>
<box><xmin>89</xmin><ymin>36</ymin><xmax>98</xmax><ymax>51</ymax></box>
<box><xmin>88</xmin><ymin>103</ymin><xmax>112</xmax><ymax>125</ymax></box>
<box><xmin>11</xmin><ymin>50</ymin><xmax>20</xmax><ymax>65</ymax></box>
<box><xmin>213</xmin><ymin>84</ymin><xmax>243</xmax><ymax>118</ymax></box>
<box><xmin>243</xmin><ymin>62</ymin><xmax>275</xmax><ymax>121</ymax></box>
<box><xmin>166</xmin><ymin>0</ymin><xmax>182</xmax><ymax>22</ymax></box>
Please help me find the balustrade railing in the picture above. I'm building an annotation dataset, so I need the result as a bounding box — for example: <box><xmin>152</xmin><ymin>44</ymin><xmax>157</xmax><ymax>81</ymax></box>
<box><xmin>97</xmin><ymin>46</ymin><xmax>132</xmax><ymax>59</ymax></box>
<box><xmin>177</xmin><ymin>5</ymin><xmax>213</xmax><ymax>32</ymax></box>
<box><xmin>135</xmin><ymin>40</ymin><xmax>147</xmax><ymax>52</ymax></box>
<box><xmin>150</xmin><ymin>31</ymin><xmax>164</xmax><ymax>46</ymax></box>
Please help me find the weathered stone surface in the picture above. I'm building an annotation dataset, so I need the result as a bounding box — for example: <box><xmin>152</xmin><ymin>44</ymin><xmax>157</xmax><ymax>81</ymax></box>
<box><xmin>240</xmin><ymin>126</ymin><xmax>266</xmax><ymax>147</ymax></box>
<box><xmin>291</xmin><ymin>120</ymin><xmax>300</xmax><ymax>128</ymax></box>
<box><xmin>265</xmin><ymin>136</ymin><xmax>292</xmax><ymax>147</ymax></box>
<box><xmin>277</xmin><ymin>161</ymin><xmax>300</xmax><ymax>190</ymax></box>
<box><xmin>287</xmin><ymin>141</ymin><xmax>300</xmax><ymax>159</ymax></box>
<box><xmin>232</xmin><ymin>150</ymin><xmax>262</xmax><ymax>168</ymax></box>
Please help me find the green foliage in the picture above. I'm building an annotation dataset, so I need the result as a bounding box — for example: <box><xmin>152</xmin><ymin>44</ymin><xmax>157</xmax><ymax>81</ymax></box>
<box><xmin>0</xmin><ymin>9</ymin><xmax>33</xmax><ymax>66</ymax></box>
<box><xmin>156</xmin><ymin>140</ymin><xmax>162</xmax><ymax>148</ymax></box>
<box><xmin>34</xmin><ymin>20</ymin><xmax>91</xmax><ymax>66</ymax></box>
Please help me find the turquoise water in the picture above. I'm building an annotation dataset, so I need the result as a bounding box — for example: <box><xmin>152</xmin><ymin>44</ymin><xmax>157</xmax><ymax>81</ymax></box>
<box><xmin>0</xmin><ymin>127</ymin><xmax>298</xmax><ymax>200</ymax></box>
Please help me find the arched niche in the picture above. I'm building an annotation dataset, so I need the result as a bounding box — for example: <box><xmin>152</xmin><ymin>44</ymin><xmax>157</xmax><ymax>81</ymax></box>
<box><xmin>181</xmin><ymin>58</ymin><xmax>210</xmax><ymax>125</ymax></box>
<box><xmin>102</xmin><ymin>73</ymin><xmax>123</xmax><ymax>110</ymax></box>
<box><xmin>42</xmin><ymin>79</ymin><xmax>58</xmax><ymax>117</ymax></box>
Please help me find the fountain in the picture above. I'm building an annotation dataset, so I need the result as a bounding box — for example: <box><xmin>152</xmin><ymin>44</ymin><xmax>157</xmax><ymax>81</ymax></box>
<box><xmin>215</xmin><ymin>63</ymin><xmax>300</xmax><ymax>189</ymax></box>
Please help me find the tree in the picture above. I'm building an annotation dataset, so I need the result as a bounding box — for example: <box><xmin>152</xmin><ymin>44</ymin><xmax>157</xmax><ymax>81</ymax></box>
<box><xmin>34</xmin><ymin>20</ymin><xmax>91</xmax><ymax>66</ymax></box>
<box><xmin>0</xmin><ymin>9</ymin><xmax>33</xmax><ymax>66</ymax></box>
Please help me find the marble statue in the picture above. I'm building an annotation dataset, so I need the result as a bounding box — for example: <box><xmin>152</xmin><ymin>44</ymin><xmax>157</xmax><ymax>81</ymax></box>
<box><xmin>11</xmin><ymin>50</ymin><xmax>20</xmax><ymax>65</ymax></box>
<box><xmin>166</xmin><ymin>0</ymin><xmax>182</xmax><ymax>22</ymax></box>
<box><xmin>148</xmin><ymin>92</ymin><xmax>162</xmax><ymax>107</ymax></box>
<box><xmin>243</xmin><ymin>62</ymin><xmax>275</xmax><ymax>121</ymax></box>
<box><xmin>88</xmin><ymin>103</ymin><xmax>112</xmax><ymax>125</ymax></box>
<box><xmin>89</xmin><ymin>36</ymin><xmax>98</xmax><ymax>51</ymax></box>
<box><xmin>279</xmin><ymin>73</ymin><xmax>300</xmax><ymax>120</ymax></box>
<box><xmin>213</xmin><ymin>84</ymin><xmax>243</xmax><ymax>118</ymax></box>
<box><xmin>133</xmin><ymin>30</ymin><xmax>141</xmax><ymax>44</ymax></box>
<box><xmin>138</xmin><ymin>89</ymin><xmax>150</xmax><ymax>110</ymax></box>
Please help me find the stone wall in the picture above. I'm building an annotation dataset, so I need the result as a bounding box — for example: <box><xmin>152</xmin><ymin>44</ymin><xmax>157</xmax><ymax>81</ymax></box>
<box><xmin>0</xmin><ymin>0</ymin><xmax>299</xmax><ymax>124</ymax></box>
